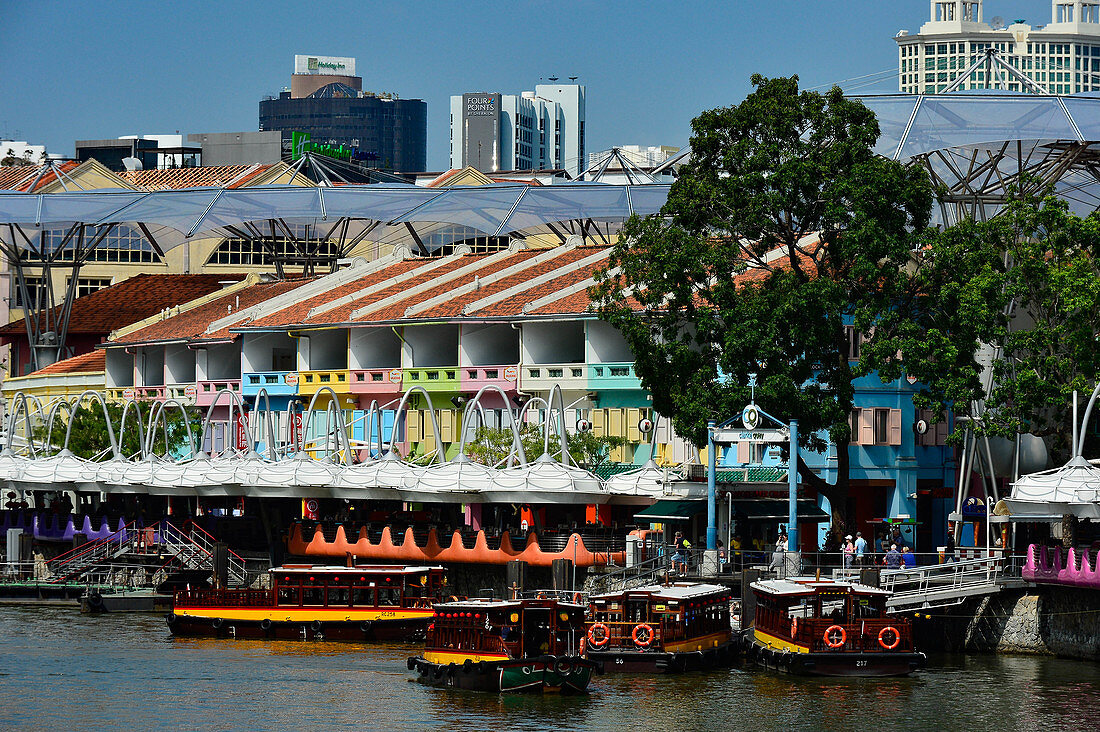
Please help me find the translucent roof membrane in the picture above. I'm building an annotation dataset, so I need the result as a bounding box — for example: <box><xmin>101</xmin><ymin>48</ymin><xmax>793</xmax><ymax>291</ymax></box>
<box><xmin>854</xmin><ymin>93</ymin><xmax>1100</xmax><ymax>160</ymax></box>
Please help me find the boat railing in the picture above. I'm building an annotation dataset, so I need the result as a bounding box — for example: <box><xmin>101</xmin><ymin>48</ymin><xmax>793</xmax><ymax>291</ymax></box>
<box><xmin>175</xmin><ymin>587</ymin><xmax>274</xmax><ymax>607</ymax></box>
<box><xmin>790</xmin><ymin>617</ymin><xmax>915</xmax><ymax>653</ymax></box>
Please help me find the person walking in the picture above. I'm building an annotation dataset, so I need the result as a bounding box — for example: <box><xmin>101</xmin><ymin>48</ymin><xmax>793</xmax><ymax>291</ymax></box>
<box><xmin>854</xmin><ymin>532</ymin><xmax>868</xmax><ymax>566</ymax></box>
<box><xmin>671</xmin><ymin>531</ymin><xmax>691</xmax><ymax>574</ymax></box>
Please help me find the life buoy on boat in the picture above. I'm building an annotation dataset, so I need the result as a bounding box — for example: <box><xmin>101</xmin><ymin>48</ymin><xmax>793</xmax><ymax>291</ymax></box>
<box><xmin>878</xmin><ymin>626</ymin><xmax>901</xmax><ymax>650</ymax></box>
<box><xmin>823</xmin><ymin>625</ymin><xmax>846</xmax><ymax>649</ymax></box>
<box><xmin>572</xmin><ymin>592</ymin><xmax>583</xmax><ymax>603</ymax></box>
<box><xmin>790</xmin><ymin>618</ymin><xmax>799</xmax><ymax>637</ymax></box>
<box><xmin>579</xmin><ymin>636</ymin><xmax>587</xmax><ymax>656</ymax></box>
<box><xmin>587</xmin><ymin>623</ymin><xmax>611</xmax><ymax>648</ymax></box>
<box><xmin>632</xmin><ymin>623</ymin><xmax>654</xmax><ymax>649</ymax></box>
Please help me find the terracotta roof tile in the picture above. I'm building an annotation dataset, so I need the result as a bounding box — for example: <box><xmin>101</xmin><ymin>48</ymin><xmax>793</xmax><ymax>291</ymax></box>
<box><xmin>0</xmin><ymin>273</ymin><xmax>246</xmax><ymax>338</ymax></box>
<box><xmin>118</xmin><ymin>164</ymin><xmax>274</xmax><ymax>191</ymax></box>
<box><xmin>0</xmin><ymin>161</ymin><xmax>81</xmax><ymax>192</ymax></box>
<box><xmin>30</xmin><ymin>349</ymin><xmax>106</xmax><ymax>375</ymax></box>
<box><xmin>116</xmin><ymin>278</ymin><xmax>317</xmax><ymax>345</ymax></box>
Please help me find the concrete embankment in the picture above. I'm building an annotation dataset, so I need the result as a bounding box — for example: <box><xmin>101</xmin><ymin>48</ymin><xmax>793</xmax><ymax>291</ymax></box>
<box><xmin>923</xmin><ymin>587</ymin><xmax>1100</xmax><ymax>661</ymax></box>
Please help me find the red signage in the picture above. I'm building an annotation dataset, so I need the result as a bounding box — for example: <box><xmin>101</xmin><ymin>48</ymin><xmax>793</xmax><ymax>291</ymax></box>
<box><xmin>303</xmin><ymin>498</ymin><xmax>319</xmax><ymax>520</ymax></box>
<box><xmin>289</xmin><ymin>412</ymin><xmax>304</xmax><ymax>450</ymax></box>
<box><xmin>184</xmin><ymin>384</ymin><xmax>197</xmax><ymax>399</ymax></box>
<box><xmin>388</xmin><ymin>368</ymin><xmax>402</xmax><ymax>384</ymax></box>
<box><xmin>503</xmin><ymin>365</ymin><xmax>519</xmax><ymax>382</ymax></box>
<box><xmin>284</xmin><ymin>372</ymin><xmax>299</xmax><ymax>385</ymax></box>
<box><xmin>122</xmin><ymin>388</ymin><xmax>136</xmax><ymax>400</ymax></box>
<box><xmin>235</xmin><ymin>412</ymin><xmax>249</xmax><ymax>451</ymax></box>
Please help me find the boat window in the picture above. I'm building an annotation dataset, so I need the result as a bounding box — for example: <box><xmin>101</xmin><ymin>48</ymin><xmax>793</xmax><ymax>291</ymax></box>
<box><xmin>277</xmin><ymin>587</ymin><xmax>300</xmax><ymax>606</ymax></box>
<box><xmin>302</xmin><ymin>587</ymin><xmax>324</xmax><ymax>606</ymax></box>
<box><xmin>328</xmin><ymin>587</ymin><xmax>350</xmax><ymax>606</ymax></box>
<box><xmin>354</xmin><ymin>587</ymin><xmax>376</xmax><ymax>606</ymax></box>
<box><xmin>379</xmin><ymin>587</ymin><xmax>399</xmax><ymax>606</ymax></box>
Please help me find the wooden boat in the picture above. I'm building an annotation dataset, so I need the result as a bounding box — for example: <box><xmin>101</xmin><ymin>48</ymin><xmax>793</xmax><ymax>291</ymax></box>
<box><xmin>584</xmin><ymin>582</ymin><xmax>738</xmax><ymax>673</ymax></box>
<box><xmin>407</xmin><ymin>596</ymin><xmax>600</xmax><ymax>693</ymax></box>
<box><xmin>166</xmin><ymin>564</ymin><xmax>447</xmax><ymax>640</ymax></box>
<box><xmin>742</xmin><ymin>577</ymin><xmax>925</xmax><ymax>677</ymax></box>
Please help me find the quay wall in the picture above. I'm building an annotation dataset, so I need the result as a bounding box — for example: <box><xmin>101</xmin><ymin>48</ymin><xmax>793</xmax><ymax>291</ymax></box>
<box><xmin>928</xmin><ymin>587</ymin><xmax>1100</xmax><ymax>661</ymax></box>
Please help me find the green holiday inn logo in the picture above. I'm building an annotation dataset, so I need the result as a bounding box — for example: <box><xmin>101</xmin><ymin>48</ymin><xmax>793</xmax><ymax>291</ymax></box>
<box><xmin>307</xmin><ymin>57</ymin><xmax>346</xmax><ymax>72</ymax></box>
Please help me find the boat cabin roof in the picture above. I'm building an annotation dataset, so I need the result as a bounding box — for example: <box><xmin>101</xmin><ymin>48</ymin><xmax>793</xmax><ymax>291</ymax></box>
<box><xmin>590</xmin><ymin>582</ymin><xmax>729</xmax><ymax>602</ymax></box>
<box><xmin>271</xmin><ymin>564</ymin><xmax>442</xmax><ymax>575</ymax></box>
<box><xmin>751</xmin><ymin>577</ymin><xmax>891</xmax><ymax>598</ymax></box>
<box><xmin>434</xmin><ymin>598</ymin><xmax>586</xmax><ymax>611</ymax></box>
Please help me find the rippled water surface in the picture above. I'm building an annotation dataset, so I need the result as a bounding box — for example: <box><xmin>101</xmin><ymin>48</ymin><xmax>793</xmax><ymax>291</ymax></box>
<box><xmin>1</xmin><ymin>606</ymin><xmax>1099</xmax><ymax>731</ymax></box>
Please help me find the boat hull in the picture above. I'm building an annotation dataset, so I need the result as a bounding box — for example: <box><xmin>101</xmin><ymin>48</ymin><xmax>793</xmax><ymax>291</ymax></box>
<box><xmin>587</xmin><ymin>640</ymin><xmax>738</xmax><ymax>673</ymax></box>
<box><xmin>167</xmin><ymin>609</ymin><xmax>433</xmax><ymax>641</ymax></box>
<box><xmin>744</xmin><ymin>634</ymin><xmax>925</xmax><ymax>677</ymax></box>
<box><xmin>408</xmin><ymin>655</ymin><xmax>598</xmax><ymax>693</ymax></box>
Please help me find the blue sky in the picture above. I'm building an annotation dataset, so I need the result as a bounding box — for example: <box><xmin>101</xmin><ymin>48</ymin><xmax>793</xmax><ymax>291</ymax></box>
<box><xmin>1</xmin><ymin>0</ymin><xmax>1047</xmax><ymax>170</ymax></box>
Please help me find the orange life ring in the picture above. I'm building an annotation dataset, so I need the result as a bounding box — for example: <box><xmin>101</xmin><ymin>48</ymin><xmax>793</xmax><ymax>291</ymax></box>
<box><xmin>587</xmin><ymin>623</ymin><xmax>610</xmax><ymax>648</ymax></box>
<box><xmin>878</xmin><ymin>626</ymin><xmax>901</xmax><ymax>650</ymax></box>
<box><xmin>823</xmin><ymin>625</ymin><xmax>846</xmax><ymax>649</ymax></box>
<box><xmin>579</xmin><ymin>636</ymin><xmax>587</xmax><ymax>655</ymax></box>
<box><xmin>790</xmin><ymin>618</ymin><xmax>799</xmax><ymax>637</ymax></box>
<box><xmin>572</xmin><ymin>592</ymin><xmax>583</xmax><ymax>604</ymax></box>
<box><xmin>632</xmin><ymin>623</ymin><xmax>654</xmax><ymax>649</ymax></box>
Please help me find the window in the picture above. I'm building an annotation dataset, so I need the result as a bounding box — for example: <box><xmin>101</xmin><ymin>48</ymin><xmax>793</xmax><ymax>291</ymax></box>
<box><xmin>207</xmin><ymin>231</ymin><xmax>341</xmax><ymax>266</ymax></box>
<box><xmin>10</xmin><ymin>276</ymin><xmax>47</xmax><ymax>309</ymax></box>
<box><xmin>845</xmin><ymin>325</ymin><xmax>862</xmax><ymax>361</ymax></box>
<box><xmin>35</xmin><ymin>225</ymin><xmax>160</xmax><ymax>263</ymax></box>
<box><xmin>72</xmin><ymin>277</ymin><xmax>112</xmax><ymax>298</ymax></box>
<box><xmin>850</xmin><ymin>408</ymin><xmax>902</xmax><ymax>446</ymax></box>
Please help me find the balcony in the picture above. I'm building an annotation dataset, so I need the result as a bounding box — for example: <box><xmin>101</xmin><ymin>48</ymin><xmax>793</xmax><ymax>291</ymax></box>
<box><xmin>521</xmin><ymin>363</ymin><xmax>587</xmax><ymax>393</ymax></box>
<box><xmin>461</xmin><ymin>365</ymin><xmax>520</xmax><ymax>395</ymax></box>
<box><xmin>588</xmin><ymin>362</ymin><xmax>642</xmax><ymax>391</ymax></box>
<box><xmin>299</xmin><ymin>369</ymin><xmax>351</xmax><ymax>396</ymax></box>
<box><xmin>196</xmin><ymin>379</ymin><xmax>242</xmax><ymax>406</ymax></box>
<box><xmin>402</xmin><ymin>367</ymin><xmax>460</xmax><ymax>393</ymax></box>
<box><xmin>106</xmin><ymin>385</ymin><xmax>166</xmax><ymax>402</ymax></box>
<box><xmin>164</xmin><ymin>383</ymin><xmax>197</xmax><ymax>405</ymax></box>
<box><xmin>241</xmin><ymin>371</ymin><xmax>297</xmax><ymax>397</ymax></box>
<box><xmin>349</xmin><ymin>368</ymin><xmax>403</xmax><ymax>395</ymax></box>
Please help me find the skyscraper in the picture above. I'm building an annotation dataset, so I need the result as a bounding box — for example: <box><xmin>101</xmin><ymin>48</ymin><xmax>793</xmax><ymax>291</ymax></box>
<box><xmin>897</xmin><ymin>2</ymin><xmax>1100</xmax><ymax>94</ymax></box>
<box><xmin>449</xmin><ymin>84</ymin><xmax>585</xmax><ymax>177</ymax></box>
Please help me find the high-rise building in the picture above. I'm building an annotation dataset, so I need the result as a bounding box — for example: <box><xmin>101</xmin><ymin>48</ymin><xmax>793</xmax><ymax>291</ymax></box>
<box><xmin>259</xmin><ymin>55</ymin><xmax>427</xmax><ymax>172</ymax></box>
<box><xmin>897</xmin><ymin>1</ymin><xmax>1100</xmax><ymax>93</ymax></box>
<box><xmin>449</xmin><ymin>84</ymin><xmax>585</xmax><ymax>177</ymax></box>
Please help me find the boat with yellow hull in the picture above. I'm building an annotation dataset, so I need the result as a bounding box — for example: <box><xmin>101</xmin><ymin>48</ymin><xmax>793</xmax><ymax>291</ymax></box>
<box><xmin>584</xmin><ymin>582</ymin><xmax>738</xmax><ymax>673</ymax></box>
<box><xmin>167</xmin><ymin>564</ymin><xmax>447</xmax><ymax>641</ymax></box>
<box><xmin>742</xmin><ymin>577</ymin><xmax>925</xmax><ymax>677</ymax></box>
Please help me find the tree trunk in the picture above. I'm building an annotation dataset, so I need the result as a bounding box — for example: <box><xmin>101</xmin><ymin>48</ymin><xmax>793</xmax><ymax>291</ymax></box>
<box><xmin>797</xmin><ymin>441</ymin><xmax>850</xmax><ymax>531</ymax></box>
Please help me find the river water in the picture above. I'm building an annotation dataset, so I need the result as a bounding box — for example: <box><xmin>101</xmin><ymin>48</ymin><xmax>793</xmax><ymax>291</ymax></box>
<box><xmin>0</xmin><ymin>606</ymin><xmax>1098</xmax><ymax>731</ymax></box>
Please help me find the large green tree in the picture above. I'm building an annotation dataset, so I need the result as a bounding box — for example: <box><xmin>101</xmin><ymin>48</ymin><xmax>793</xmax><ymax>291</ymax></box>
<box><xmin>864</xmin><ymin>191</ymin><xmax>1100</xmax><ymax>462</ymax></box>
<box><xmin>592</xmin><ymin>75</ymin><xmax>936</xmax><ymax>523</ymax></box>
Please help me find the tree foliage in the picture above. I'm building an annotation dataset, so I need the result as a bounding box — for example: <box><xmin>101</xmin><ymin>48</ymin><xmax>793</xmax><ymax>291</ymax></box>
<box><xmin>464</xmin><ymin>424</ymin><xmax>626</xmax><ymax>469</ymax></box>
<box><xmin>592</xmin><ymin>75</ymin><xmax>935</xmax><ymax>518</ymax></box>
<box><xmin>35</xmin><ymin>402</ymin><xmax>201</xmax><ymax>460</ymax></box>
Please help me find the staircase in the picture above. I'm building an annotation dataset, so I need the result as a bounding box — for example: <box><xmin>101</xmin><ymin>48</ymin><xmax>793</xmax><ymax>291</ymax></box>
<box><xmin>46</xmin><ymin>522</ymin><xmax>139</xmax><ymax>583</ymax></box>
<box><xmin>159</xmin><ymin>521</ymin><xmax>248</xmax><ymax>587</ymax></box>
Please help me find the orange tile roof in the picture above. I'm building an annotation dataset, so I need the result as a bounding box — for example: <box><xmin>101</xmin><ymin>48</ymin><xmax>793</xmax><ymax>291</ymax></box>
<box><xmin>0</xmin><ymin>161</ymin><xmax>82</xmax><ymax>192</ymax></box>
<box><xmin>30</xmin><ymin>349</ymin><xmax>106</xmax><ymax>375</ymax></box>
<box><xmin>0</xmin><ymin>273</ymin><xmax>246</xmax><ymax>338</ymax></box>
<box><xmin>112</xmin><ymin>277</ymin><xmax>317</xmax><ymax>345</ymax></box>
<box><xmin>118</xmin><ymin>164</ymin><xmax>275</xmax><ymax>191</ymax></box>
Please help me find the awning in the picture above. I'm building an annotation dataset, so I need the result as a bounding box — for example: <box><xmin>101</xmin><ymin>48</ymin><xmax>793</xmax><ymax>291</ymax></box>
<box><xmin>634</xmin><ymin>499</ymin><xmax>701</xmax><ymax>522</ymax></box>
<box><xmin>730</xmin><ymin>498</ymin><xmax>830</xmax><ymax>522</ymax></box>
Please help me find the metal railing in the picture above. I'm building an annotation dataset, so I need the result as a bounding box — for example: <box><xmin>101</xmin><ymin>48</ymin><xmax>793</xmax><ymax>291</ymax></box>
<box><xmin>159</xmin><ymin>521</ymin><xmax>247</xmax><ymax>587</ymax></box>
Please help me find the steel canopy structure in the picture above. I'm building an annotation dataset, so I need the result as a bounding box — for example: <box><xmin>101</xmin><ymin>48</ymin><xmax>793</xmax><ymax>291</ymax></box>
<box><xmin>0</xmin><ymin>182</ymin><xmax>670</xmax><ymax>368</ymax></box>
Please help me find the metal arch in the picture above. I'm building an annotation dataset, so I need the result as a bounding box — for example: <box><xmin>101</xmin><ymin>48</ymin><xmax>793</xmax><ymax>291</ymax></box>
<box><xmin>42</xmin><ymin>399</ymin><xmax>74</xmax><ymax>455</ymax></box>
<box><xmin>248</xmin><ymin>387</ymin><xmax>280</xmax><ymax>460</ymax></box>
<box><xmin>455</xmin><ymin>385</ymin><xmax>528</xmax><ymax>465</ymax></box>
<box><xmin>6</xmin><ymin>391</ymin><xmax>49</xmax><ymax>456</ymax></box>
<box><xmin>61</xmin><ymin>390</ymin><xmax>120</xmax><ymax>458</ymax></box>
<box><xmin>116</xmin><ymin>400</ymin><xmax>147</xmax><ymax>460</ymax></box>
<box><xmin>543</xmin><ymin>384</ymin><xmax>570</xmax><ymax>466</ymax></box>
<box><xmin>301</xmin><ymin>386</ymin><xmax>355</xmax><ymax>465</ymax></box>
<box><xmin>144</xmin><ymin>398</ymin><xmax>196</xmax><ymax>459</ymax></box>
<box><xmin>199</xmin><ymin>387</ymin><xmax>251</xmax><ymax>456</ymax></box>
<box><xmin>384</xmin><ymin>386</ymin><xmax>445</xmax><ymax>462</ymax></box>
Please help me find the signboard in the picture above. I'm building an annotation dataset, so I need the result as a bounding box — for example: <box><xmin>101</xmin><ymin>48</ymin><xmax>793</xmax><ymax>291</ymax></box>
<box><xmin>122</xmin><ymin>388</ymin><xmax>135</xmax><ymax>400</ymax></box>
<box><xmin>712</xmin><ymin>427</ymin><xmax>789</xmax><ymax>444</ymax></box>
<box><xmin>184</xmin><ymin>384</ymin><xmax>197</xmax><ymax>399</ymax></box>
<box><xmin>303</xmin><ymin>498</ymin><xmax>319</xmax><ymax>520</ymax></box>
<box><xmin>294</xmin><ymin>55</ymin><xmax>355</xmax><ymax>76</ymax></box>
<box><xmin>235</xmin><ymin>412</ymin><xmax>249</xmax><ymax>451</ymax></box>
<box><xmin>462</xmin><ymin>92</ymin><xmax>501</xmax><ymax>172</ymax></box>
<box><xmin>289</xmin><ymin>412</ymin><xmax>303</xmax><ymax>450</ymax></box>
<box><xmin>503</xmin><ymin>365</ymin><xmax>518</xmax><ymax>382</ymax></box>
<box><xmin>387</xmin><ymin>368</ymin><xmax>402</xmax><ymax>384</ymax></box>
<box><xmin>284</xmin><ymin>372</ymin><xmax>299</xmax><ymax>385</ymax></box>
